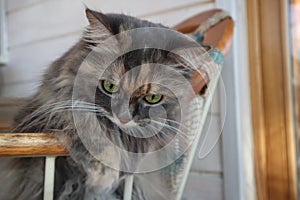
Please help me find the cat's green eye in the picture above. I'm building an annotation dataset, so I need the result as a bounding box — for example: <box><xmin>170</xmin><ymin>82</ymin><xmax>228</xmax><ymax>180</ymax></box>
<box><xmin>102</xmin><ymin>80</ymin><xmax>119</xmax><ymax>94</ymax></box>
<box><xmin>144</xmin><ymin>94</ymin><xmax>163</xmax><ymax>104</ymax></box>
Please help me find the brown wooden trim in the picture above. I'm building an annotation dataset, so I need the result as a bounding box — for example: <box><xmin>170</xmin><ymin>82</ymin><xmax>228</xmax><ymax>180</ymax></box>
<box><xmin>247</xmin><ymin>0</ymin><xmax>267</xmax><ymax>199</ymax></box>
<box><xmin>247</xmin><ymin>0</ymin><xmax>297</xmax><ymax>199</ymax></box>
<box><xmin>0</xmin><ymin>133</ymin><xmax>68</xmax><ymax>156</ymax></box>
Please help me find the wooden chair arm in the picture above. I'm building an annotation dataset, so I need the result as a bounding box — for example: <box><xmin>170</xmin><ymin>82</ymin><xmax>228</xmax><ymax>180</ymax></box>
<box><xmin>0</xmin><ymin>133</ymin><xmax>67</xmax><ymax>156</ymax></box>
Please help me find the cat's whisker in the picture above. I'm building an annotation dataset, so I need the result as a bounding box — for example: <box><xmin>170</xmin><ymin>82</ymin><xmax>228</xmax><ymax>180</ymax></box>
<box><xmin>147</xmin><ymin>124</ymin><xmax>170</xmax><ymax>137</ymax></box>
<box><xmin>14</xmin><ymin>101</ymin><xmax>108</xmax><ymax>132</ymax></box>
<box><xmin>142</xmin><ymin>124</ymin><xmax>167</xmax><ymax>146</ymax></box>
<box><xmin>146</xmin><ymin>124</ymin><xmax>188</xmax><ymax>150</ymax></box>
<box><xmin>156</xmin><ymin>118</ymin><xmax>190</xmax><ymax>131</ymax></box>
<box><xmin>27</xmin><ymin>100</ymin><xmax>99</xmax><ymax>118</ymax></box>
<box><xmin>151</xmin><ymin>120</ymin><xmax>189</xmax><ymax>136</ymax></box>
<box><xmin>151</xmin><ymin>122</ymin><xmax>193</xmax><ymax>144</ymax></box>
<box><xmin>32</xmin><ymin>101</ymin><xmax>104</xmax><ymax>116</ymax></box>
<box><xmin>123</xmin><ymin>126</ymin><xmax>152</xmax><ymax>139</ymax></box>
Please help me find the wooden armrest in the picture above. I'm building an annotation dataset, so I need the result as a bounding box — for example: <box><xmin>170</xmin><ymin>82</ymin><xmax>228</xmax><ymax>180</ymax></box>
<box><xmin>0</xmin><ymin>133</ymin><xmax>68</xmax><ymax>156</ymax></box>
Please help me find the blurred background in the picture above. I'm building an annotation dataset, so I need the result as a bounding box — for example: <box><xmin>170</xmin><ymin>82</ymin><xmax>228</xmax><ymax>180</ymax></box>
<box><xmin>1</xmin><ymin>0</ymin><xmax>299</xmax><ymax>200</ymax></box>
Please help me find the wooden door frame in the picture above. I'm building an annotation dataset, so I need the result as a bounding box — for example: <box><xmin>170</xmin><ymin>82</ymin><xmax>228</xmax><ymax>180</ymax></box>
<box><xmin>247</xmin><ymin>0</ymin><xmax>297</xmax><ymax>199</ymax></box>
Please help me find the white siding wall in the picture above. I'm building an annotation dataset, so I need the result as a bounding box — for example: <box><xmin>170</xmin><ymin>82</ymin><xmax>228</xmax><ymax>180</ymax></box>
<box><xmin>0</xmin><ymin>1</ymin><xmax>224</xmax><ymax>199</ymax></box>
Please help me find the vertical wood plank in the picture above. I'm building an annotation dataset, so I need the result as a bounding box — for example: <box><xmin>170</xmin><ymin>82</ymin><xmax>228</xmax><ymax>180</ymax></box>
<box><xmin>44</xmin><ymin>156</ymin><xmax>56</xmax><ymax>200</ymax></box>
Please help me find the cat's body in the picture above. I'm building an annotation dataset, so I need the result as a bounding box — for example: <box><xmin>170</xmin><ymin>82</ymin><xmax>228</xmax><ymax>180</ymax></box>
<box><xmin>0</xmin><ymin>9</ymin><xmax>204</xmax><ymax>200</ymax></box>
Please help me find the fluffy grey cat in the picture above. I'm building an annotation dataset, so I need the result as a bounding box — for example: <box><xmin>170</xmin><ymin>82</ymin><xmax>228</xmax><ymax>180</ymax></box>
<box><xmin>0</xmin><ymin>9</ymin><xmax>207</xmax><ymax>200</ymax></box>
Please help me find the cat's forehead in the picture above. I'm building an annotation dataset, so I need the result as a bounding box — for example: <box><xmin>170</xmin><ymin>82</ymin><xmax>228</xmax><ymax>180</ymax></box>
<box><xmin>109</xmin><ymin>62</ymin><xmax>155</xmax><ymax>87</ymax></box>
<box><xmin>103</xmin><ymin>49</ymin><xmax>173</xmax><ymax>81</ymax></box>
<box><xmin>97</xmin><ymin>48</ymin><xmax>190</xmax><ymax>97</ymax></box>
<box><xmin>121</xmin><ymin>63</ymin><xmax>152</xmax><ymax>92</ymax></box>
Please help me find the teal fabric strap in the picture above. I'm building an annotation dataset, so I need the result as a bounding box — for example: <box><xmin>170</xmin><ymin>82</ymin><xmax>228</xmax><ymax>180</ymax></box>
<box><xmin>208</xmin><ymin>47</ymin><xmax>224</xmax><ymax>65</ymax></box>
<box><xmin>191</xmin><ymin>32</ymin><xmax>224</xmax><ymax>65</ymax></box>
<box><xmin>192</xmin><ymin>32</ymin><xmax>204</xmax><ymax>43</ymax></box>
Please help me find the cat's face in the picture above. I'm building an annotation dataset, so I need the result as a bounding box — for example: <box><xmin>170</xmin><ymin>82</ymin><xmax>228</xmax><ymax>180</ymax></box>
<box><xmin>92</xmin><ymin>50</ymin><xmax>191</xmax><ymax>140</ymax></box>
<box><xmin>70</xmin><ymin>9</ymin><xmax>202</xmax><ymax>142</ymax></box>
<box><xmin>70</xmin><ymin>9</ymin><xmax>207</xmax><ymax>156</ymax></box>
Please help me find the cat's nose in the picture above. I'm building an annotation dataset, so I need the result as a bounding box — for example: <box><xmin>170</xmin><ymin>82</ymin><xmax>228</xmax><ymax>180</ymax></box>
<box><xmin>119</xmin><ymin>118</ymin><xmax>130</xmax><ymax>124</ymax></box>
<box><xmin>113</xmin><ymin>103</ymin><xmax>132</xmax><ymax>124</ymax></box>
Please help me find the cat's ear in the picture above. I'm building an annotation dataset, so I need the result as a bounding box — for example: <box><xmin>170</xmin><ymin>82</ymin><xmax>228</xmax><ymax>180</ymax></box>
<box><xmin>85</xmin><ymin>8</ymin><xmax>113</xmax><ymax>39</ymax></box>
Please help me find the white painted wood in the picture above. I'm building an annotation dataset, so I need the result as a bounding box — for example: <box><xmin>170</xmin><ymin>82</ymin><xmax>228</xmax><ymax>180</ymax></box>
<box><xmin>7</xmin><ymin>0</ymin><xmax>213</xmax><ymax>48</ymax></box>
<box><xmin>123</xmin><ymin>175</ymin><xmax>134</xmax><ymax>200</ymax></box>
<box><xmin>6</xmin><ymin>0</ymin><xmax>42</xmax><ymax>13</ymax></box>
<box><xmin>0</xmin><ymin>0</ymin><xmax>8</xmax><ymax>64</ymax></box>
<box><xmin>7</xmin><ymin>0</ymin><xmax>212</xmax><ymax>14</ymax></box>
<box><xmin>144</xmin><ymin>2</ymin><xmax>214</xmax><ymax>27</ymax></box>
<box><xmin>182</xmin><ymin>173</ymin><xmax>223</xmax><ymax>200</ymax></box>
<box><xmin>191</xmin><ymin>114</ymin><xmax>222</xmax><ymax>173</ymax></box>
<box><xmin>86</xmin><ymin>0</ymin><xmax>212</xmax><ymax>17</ymax></box>
<box><xmin>44</xmin><ymin>156</ymin><xmax>56</xmax><ymax>200</ymax></box>
<box><xmin>0</xmin><ymin>33</ymin><xmax>80</xmax><ymax>86</ymax></box>
<box><xmin>215</xmin><ymin>0</ymin><xmax>256</xmax><ymax>200</ymax></box>
<box><xmin>7</xmin><ymin>0</ymin><xmax>86</xmax><ymax>48</ymax></box>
